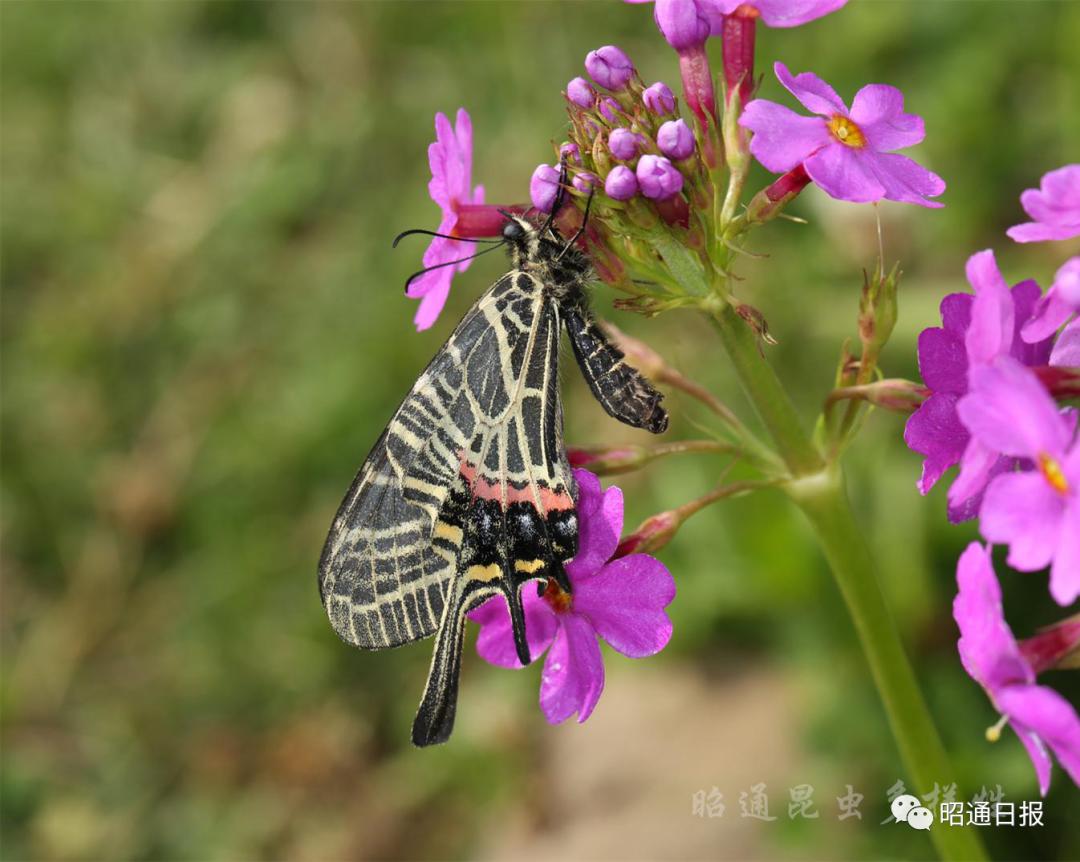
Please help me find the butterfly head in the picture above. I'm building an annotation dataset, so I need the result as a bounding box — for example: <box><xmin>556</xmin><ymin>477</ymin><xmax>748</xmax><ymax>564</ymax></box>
<box><xmin>500</xmin><ymin>214</ymin><xmax>591</xmax><ymax>293</ymax></box>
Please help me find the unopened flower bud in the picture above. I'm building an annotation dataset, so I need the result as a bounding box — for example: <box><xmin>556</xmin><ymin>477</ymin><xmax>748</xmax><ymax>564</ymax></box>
<box><xmin>608</xmin><ymin>127</ymin><xmax>641</xmax><ymax>161</ymax></box>
<box><xmin>745</xmin><ymin>164</ymin><xmax>811</xmax><ymax>223</ymax></box>
<box><xmin>599</xmin><ymin>97</ymin><xmax>622</xmax><ymax>123</ymax></box>
<box><xmin>573</xmin><ymin>171</ymin><xmax>598</xmax><ymax>193</ymax></box>
<box><xmin>560</xmin><ymin>142</ymin><xmax>581</xmax><ymax>164</ymax></box>
<box><xmin>653</xmin><ymin>0</ymin><xmax>710</xmax><ymax>51</ymax></box>
<box><xmin>567</xmin><ymin>76</ymin><xmax>596</xmax><ymax>109</ymax></box>
<box><xmin>643</xmin><ymin>81</ymin><xmax>676</xmax><ymax>116</ymax></box>
<box><xmin>859</xmin><ymin>263</ymin><xmax>900</xmax><ymax>354</ymax></box>
<box><xmin>616</xmin><ymin>510</ymin><xmax>679</xmax><ymax>557</ymax></box>
<box><xmin>585</xmin><ymin>45</ymin><xmax>635</xmax><ymax>90</ymax></box>
<box><xmin>1019</xmin><ymin>614</ymin><xmax>1080</xmax><ymax>674</ymax></box>
<box><xmin>636</xmin><ymin>154</ymin><xmax>684</xmax><ymax>200</ymax></box>
<box><xmin>530</xmin><ymin>163</ymin><xmax>561</xmax><ymax>213</ymax></box>
<box><xmin>567</xmin><ymin>444</ymin><xmax>650</xmax><ymax>474</ymax></box>
<box><xmin>657</xmin><ymin>118</ymin><xmax>695</xmax><ymax>160</ymax></box>
<box><xmin>605</xmin><ymin>165</ymin><xmax>639</xmax><ymax>200</ymax></box>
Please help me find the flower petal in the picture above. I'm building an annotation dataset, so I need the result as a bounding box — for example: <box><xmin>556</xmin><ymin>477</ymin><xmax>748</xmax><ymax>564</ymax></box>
<box><xmin>1050</xmin><ymin>318</ymin><xmax>1080</xmax><ymax>367</ymax></box>
<box><xmin>740</xmin><ymin>99</ymin><xmax>832</xmax><ymax>173</ymax></box>
<box><xmin>904</xmin><ymin>393</ymin><xmax>968</xmax><ymax>494</ymax></box>
<box><xmin>454</xmin><ymin>107</ymin><xmax>473</xmax><ymax>197</ymax></box>
<box><xmin>940</xmin><ymin>291</ymin><xmax>973</xmax><ymax>336</ymax></box>
<box><xmin>803</xmin><ymin>143</ymin><xmax>885</xmax><ymax>203</ymax></box>
<box><xmin>539</xmin><ymin>615</ymin><xmax>605</xmax><ymax>724</ymax></box>
<box><xmin>1049</xmin><ymin>499</ymin><xmax>1080</xmax><ymax>606</ymax></box>
<box><xmin>979</xmin><ymin>471</ymin><xmax>1064</xmax><ymax>573</ymax></box>
<box><xmin>848</xmin><ymin>84</ymin><xmax>925</xmax><ymax>151</ymax></box>
<box><xmin>997</xmin><ymin>683</ymin><xmax>1080</xmax><ymax>796</ymax></box>
<box><xmin>917</xmin><ymin>326</ymin><xmax>967</xmax><ymax>394</ymax></box>
<box><xmin>948</xmin><ymin>436</ymin><xmax>998</xmax><ymax>514</ymax></box>
<box><xmin>566</xmin><ymin>469</ymin><xmax>623</xmax><ymax>581</ymax></box>
<box><xmin>964</xmin><ymin>250</ymin><xmax>1014</xmax><ymax>367</ymax></box>
<box><xmin>773</xmin><ymin>62</ymin><xmax>848</xmax><ymax>117</ymax></box>
<box><xmin>1022</xmin><ymin>288</ymin><xmax>1075</xmax><ymax>344</ymax></box>
<box><xmin>953</xmin><ymin>542</ymin><xmax>1033</xmax><ymax>692</ymax></box>
<box><xmin>858</xmin><ymin>151</ymin><xmax>945</xmax><ymax>208</ymax></box>
<box><xmin>1054</xmin><ymin>257</ymin><xmax>1080</xmax><ymax>306</ymax></box>
<box><xmin>959</xmin><ymin>357</ymin><xmax>1071</xmax><ymax>458</ymax></box>
<box><xmin>427</xmin><ymin>112</ymin><xmax>456</xmax><ymax>213</ymax></box>
<box><xmin>469</xmin><ymin>590</ymin><xmax>557</xmax><ymax>668</ymax></box>
<box><xmin>751</xmin><ymin>0</ymin><xmax>848</xmax><ymax>28</ymax></box>
<box><xmin>573</xmin><ymin>555</ymin><xmax>676</xmax><ymax>658</ymax></box>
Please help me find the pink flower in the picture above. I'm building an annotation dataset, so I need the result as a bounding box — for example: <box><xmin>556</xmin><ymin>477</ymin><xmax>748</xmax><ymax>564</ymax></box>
<box><xmin>957</xmin><ymin>357</ymin><xmax>1080</xmax><ymax>605</ymax></box>
<box><xmin>739</xmin><ymin>62</ymin><xmax>945</xmax><ymax>207</ymax></box>
<box><xmin>905</xmin><ymin>250</ymin><xmax>1052</xmax><ymax>521</ymax></box>
<box><xmin>468</xmin><ymin>470</ymin><xmax>676</xmax><ymax>724</ymax></box>
<box><xmin>409</xmin><ymin>109</ymin><xmax>485</xmax><ymax>332</ymax></box>
<box><xmin>1007</xmin><ymin>165</ymin><xmax>1080</xmax><ymax>243</ymax></box>
<box><xmin>1022</xmin><ymin>257</ymin><xmax>1080</xmax><ymax>343</ymax></box>
<box><xmin>953</xmin><ymin>543</ymin><xmax>1080</xmax><ymax>796</ymax></box>
<box><xmin>711</xmin><ymin>0</ymin><xmax>847</xmax><ymax>28</ymax></box>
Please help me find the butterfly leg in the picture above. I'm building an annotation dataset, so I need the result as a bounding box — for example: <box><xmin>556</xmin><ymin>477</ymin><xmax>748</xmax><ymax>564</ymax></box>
<box><xmin>563</xmin><ymin>306</ymin><xmax>669</xmax><ymax>434</ymax></box>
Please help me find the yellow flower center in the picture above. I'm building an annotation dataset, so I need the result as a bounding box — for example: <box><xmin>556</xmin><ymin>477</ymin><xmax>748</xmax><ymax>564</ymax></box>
<box><xmin>1038</xmin><ymin>452</ymin><xmax>1070</xmax><ymax>495</ymax></box>
<box><xmin>827</xmin><ymin>115</ymin><xmax>866</xmax><ymax>148</ymax></box>
<box><xmin>985</xmin><ymin>714</ymin><xmax>1008</xmax><ymax>743</ymax></box>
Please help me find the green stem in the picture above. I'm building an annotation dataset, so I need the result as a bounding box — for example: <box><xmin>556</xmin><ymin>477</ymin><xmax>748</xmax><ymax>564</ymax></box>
<box><xmin>704</xmin><ymin>302</ymin><xmax>987</xmax><ymax>862</ymax></box>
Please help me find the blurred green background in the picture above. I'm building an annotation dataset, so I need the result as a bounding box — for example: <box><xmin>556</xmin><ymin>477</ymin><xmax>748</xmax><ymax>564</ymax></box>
<box><xmin>3</xmin><ymin>2</ymin><xmax>1079</xmax><ymax>860</ymax></box>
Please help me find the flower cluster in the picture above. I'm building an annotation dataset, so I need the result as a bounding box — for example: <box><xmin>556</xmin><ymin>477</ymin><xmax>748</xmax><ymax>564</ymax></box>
<box><xmin>906</xmin><ymin>164</ymin><xmax>1080</xmax><ymax>793</ymax></box>
<box><xmin>535</xmin><ymin>44</ymin><xmax>698</xmax><ymax>222</ymax></box>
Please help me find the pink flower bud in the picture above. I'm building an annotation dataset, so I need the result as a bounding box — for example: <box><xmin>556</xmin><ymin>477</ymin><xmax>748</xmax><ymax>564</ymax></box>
<box><xmin>605</xmin><ymin>165</ymin><xmax>639</xmax><ymax>200</ymax></box>
<box><xmin>657</xmin><ymin>118</ymin><xmax>695</xmax><ymax>160</ymax></box>
<box><xmin>643</xmin><ymin>81</ymin><xmax>676</xmax><ymax>115</ymax></box>
<box><xmin>585</xmin><ymin>45</ymin><xmax>635</xmax><ymax>90</ymax></box>
<box><xmin>608</xmin><ymin>127</ymin><xmax>641</xmax><ymax>160</ymax></box>
<box><xmin>530</xmin><ymin>163</ymin><xmax>561</xmax><ymax>212</ymax></box>
<box><xmin>573</xmin><ymin>171</ymin><xmax>599</xmax><ymax>193</ymax></box>
<box><xmin>653</xmin><ymin>0</ymin><xmax>710</xmax><ymax>51</ymax></box>
<box><xmin>636</xmin><ymin>154</ymin><xmax>684</xmax><ymax>200</ymax></box>
<box><xmin>567</xmin><ymin>76</ymin><xmax>596</xmax><ymax>108</ymax></box>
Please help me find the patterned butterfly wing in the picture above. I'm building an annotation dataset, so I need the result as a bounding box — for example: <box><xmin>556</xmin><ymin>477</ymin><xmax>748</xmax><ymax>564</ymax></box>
<box><xmin>319</xmin><ymin>271</ymin><xmax>579</xmax><ymax>745</ymax></box>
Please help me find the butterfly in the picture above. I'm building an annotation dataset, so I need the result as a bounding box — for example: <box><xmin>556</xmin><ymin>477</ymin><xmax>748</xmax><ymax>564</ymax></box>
<box><xmin>318</xmin><ymin>201</ymin><xmax>668</xmax><ymax>746</ymax></box>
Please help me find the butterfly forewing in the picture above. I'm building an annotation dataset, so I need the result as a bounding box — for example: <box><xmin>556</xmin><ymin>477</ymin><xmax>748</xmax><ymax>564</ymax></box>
<box><xmin>319</xmin><ymin>270</ymin><xmax>579</xmax><ymax>744</ymax></box>
<box><xmin>321</xmin><ymin>215</ymin><xmax>669</xmax><ymax>746</ymax></box>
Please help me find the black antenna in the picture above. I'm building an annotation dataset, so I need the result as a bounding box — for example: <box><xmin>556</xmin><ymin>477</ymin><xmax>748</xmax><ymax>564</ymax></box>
<box><xmin>539</xmin><ymin>155</ymin><xmax>571</xmax><ymax>237</ymax></box>
<box><xmin>402</xmin><ymin>241</ymin><xmax>507</xmax><ymax>293</ymax></box>
<box><xmin>392</xmin><ymin>229</ymin><xmax>501</xmax><ymax>248</ymax></box>
<box><xmin>556</xmin><ymin>188</ymin><xmax>595</xmax><ymax>261</ymax></box>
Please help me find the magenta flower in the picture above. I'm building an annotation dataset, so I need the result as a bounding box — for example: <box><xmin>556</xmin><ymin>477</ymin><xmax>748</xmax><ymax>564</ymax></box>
<box><xmin>468</xmin><ymin>470</ymin><xmax>676</xmax><ymax>724</ymax></box>
<box><xmin>739</xmin><ymin>63</ymin><xmax>944</xmax><ymax>208</ymax></box>
<box><xmin>409</xmin><ymin>109</ymin><xmax>485</xmax><ymax>332</ymax></box>
<box><xmin>904</xmin><ymin>250</ymin><xmax>1052</xmax><ymax>521</ymax></box>
<box><xmin>953</xmin><ymin>542</ymin><xmax>1080</xmax><ymax>796</ymax></box>
<box><xmin>957</xmin><ymin>357</ymin><xmax>1080</xmax><ymax>605</ymax></box>
<box><xmin>1007</xmin><ymin>165</ymin><xmax>1080</xmax><ymax>243</ymax></box>
<box><xmin>711</xmin><ymin>0</ymin><xmax>847</xmax><ymax>27</ymax></box>
<box><xmin>637</xmin><ymin>155</ymin><xmax>684</xmax><ymax>200</ymax></box>
<box><xmin>1022</xmin><ymin>257</ymin><xmax>1080</xmax><ymax>343</ymax></box>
